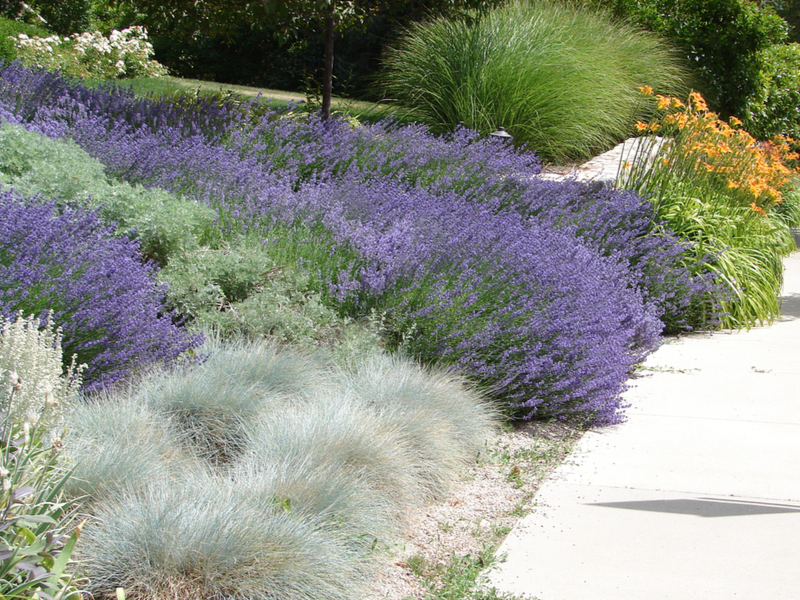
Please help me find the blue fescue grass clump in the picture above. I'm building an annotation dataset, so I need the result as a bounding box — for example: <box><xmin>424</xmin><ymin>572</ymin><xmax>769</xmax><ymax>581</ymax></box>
<box><xmin>138</xmin><ymin>336</ymin><xmax>328</xmax><ymax>464</ymax></box>
<box><xmin>67</xmin><ymin>339</ymin><xmax>497</xmax><ymax>599</ymax></box>
<box><xmin>0</xmin><ymin>190</ymin><xmax>202</xmax><ymax>391</ymax></box>
<box><xmin>81</xmin><ymin>472</ymin><xmax>372</xmax><ymax>600</ymax></box>
<box><xmin>340</xmin><ymin>353</ymin><xmax>499</xmax><ymax>497</ymax></box>
<box><xmin>0</xmin><ymin>62</ymin><xmax>721</xmax><ymax>423</ymax></box>
<box><xmin>62</xmin><ymin>392</ymin><xmax>197</xmax><ymax>502</ymax></box>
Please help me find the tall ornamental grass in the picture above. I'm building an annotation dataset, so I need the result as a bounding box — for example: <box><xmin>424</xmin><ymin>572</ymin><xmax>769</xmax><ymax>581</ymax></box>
<box><xmin>622</xmin><ymin>90</ymin><xmax>798</xmax><ymax>327</ymax></box>
<box><xmin>379</xmin><ymin>0</ymin><xmax>689</xmax><ymax>162</ymax></box>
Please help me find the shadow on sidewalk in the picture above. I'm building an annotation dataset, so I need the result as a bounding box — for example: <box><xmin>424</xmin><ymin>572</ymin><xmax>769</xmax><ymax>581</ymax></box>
<box><xmin>780</xmin><ymin>293</ymin><xmax>800</xmax><ymax>320</ymax></box>
<box><xmin>588</xmin><ymin>497</ymin><xmax>800</xmax><ymax>518</ymax></box>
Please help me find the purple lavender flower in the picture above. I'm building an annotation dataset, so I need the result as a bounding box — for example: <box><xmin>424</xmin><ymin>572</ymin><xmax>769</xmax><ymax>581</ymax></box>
<box><xmin>0</xmin><ymin>188</ymin><xmax>202</xmax><ymax>391</ymax></box>
<box><xmin>0</xmin><ymin>63</ymin><xmax>722</xmax><ymax>422</ymax></box>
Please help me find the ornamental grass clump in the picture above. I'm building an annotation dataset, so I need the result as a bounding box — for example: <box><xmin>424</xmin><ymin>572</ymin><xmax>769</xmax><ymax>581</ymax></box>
<box><xmin>0</xmin><ymin>190</ymin><xmax>202</xmax><ymax>390</ymax></box>
<box><xmin>340</xmin><ymin>353</ymin><xmax>499</xmax><ymax>498</ymax></box>
<box><xmin>80</xmin><ymin>471</ymin><xmax>369</xmax><ymax>600</ymax></box>
<box><xmin>139</xmin><ymin>336</ymin><xmax>326</xmax><ymax>465</ymax></box>
<box><xmin>72</xmin><ymin>339</ymin><xmax>498</xmax><ymax>599</ymax></box>
<box><xmin>623</xmin><ymin>89</ymin><xmax>798</xmax><ymax>327</ymax></box>
<box><xmin>62</xmin><ymin>392</ymin><xmax>197</xmax><ymax>503</ymax></box>
<box><xmin>379</xmin><ymin>0</ymin><xmax>689</xmax><ymax>162</ymax></box>
<box><xmin>241</xmin><ymin>390</ymin><xmax>422</xmax><ymax>509</ymax></box>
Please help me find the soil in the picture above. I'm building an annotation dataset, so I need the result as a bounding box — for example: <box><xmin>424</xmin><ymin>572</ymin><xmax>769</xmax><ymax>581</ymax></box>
<box><xmin>367</xmin><ymin>420</ymin><xmax>585</xmax><ymax>600</ymax></box>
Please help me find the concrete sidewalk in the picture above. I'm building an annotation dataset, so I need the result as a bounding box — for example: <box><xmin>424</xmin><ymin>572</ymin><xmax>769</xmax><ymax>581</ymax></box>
<box><xmin>485</xmin><ymin>253</ymin><xmax>800</xmax><ymax>599</ymax></box>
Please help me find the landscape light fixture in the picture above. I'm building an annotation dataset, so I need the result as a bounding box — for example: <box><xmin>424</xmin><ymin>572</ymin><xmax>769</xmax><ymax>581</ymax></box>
<box><xmin>489</xmin><ymin>127</ymin><xmax>512</xmax><ymax>140</ymax></box>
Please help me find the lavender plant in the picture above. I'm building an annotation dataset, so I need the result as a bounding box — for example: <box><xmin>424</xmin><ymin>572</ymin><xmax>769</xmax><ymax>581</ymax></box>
<box><xmin>0</xmin><ymin>63</ymin><xmax>722</xmax><ymax>422</ymax></box>
<box><xmin>0</xmin><ymin>190</ymin><xmax>202</xmax><ymax>391</ymax></box>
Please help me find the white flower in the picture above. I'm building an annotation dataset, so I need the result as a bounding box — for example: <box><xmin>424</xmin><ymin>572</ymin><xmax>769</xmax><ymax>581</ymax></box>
<box><xmin>50</xmin><ymin>431</ymin><xmax>63</xmax><ymax>452</ymax></box>
<box><xmin>44</xmin><ymin>384</ymin><xmax>57</xmax><ymax>408</ymax></box>
<box><xmin>7</xmin><ymin>370</ymin><xmax>22</xmax><ymax>391</ymax></box>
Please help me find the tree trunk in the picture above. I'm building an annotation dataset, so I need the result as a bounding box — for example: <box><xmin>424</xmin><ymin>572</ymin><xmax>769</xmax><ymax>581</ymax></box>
<box><xmin>322</xmin><ymin>2</ymin><xmax>335</xmax><ymax>119</ymax></box>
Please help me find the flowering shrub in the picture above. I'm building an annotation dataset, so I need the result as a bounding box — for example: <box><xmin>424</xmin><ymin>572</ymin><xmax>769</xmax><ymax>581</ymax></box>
<box><xmin>13</xmin><ymin>26</ymin><xmax>167</xmax><ymax>80</ymax></box>
<box><xmin>0</xmin><ymin>190</ymin><xmax>202</xmax><ymax>390</ymax></box>
<box><xmin>624</xmin><ymin>89</ymin><xmax>798</xmax><ymax>327</ymax></box>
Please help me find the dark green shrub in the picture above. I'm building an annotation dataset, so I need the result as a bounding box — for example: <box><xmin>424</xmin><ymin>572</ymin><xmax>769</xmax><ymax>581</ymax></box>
<box><xmin>585</xmin><ymin>0</ymin><xmax>788</xmax><ymax>118</ymax></box>
<box><xmin>29</xmin><ymin>0</ymin><xmax>91</xmax><ymax>35</ymax></box>
<box><xmin>766</xmin><ymin>0</ymin><xmax>800</xmax><ymax>42</ymax></box>
<box><xmin>743</xmin><ymin>42</ymin><xmax>800</xmax><ymax>138</ymax></box>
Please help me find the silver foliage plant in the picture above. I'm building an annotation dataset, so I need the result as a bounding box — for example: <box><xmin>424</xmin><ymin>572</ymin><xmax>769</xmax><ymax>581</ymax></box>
<box><xmin>67</xmin><ymin>339</ymin><xmax>498</xmax><ymax>600</ymax></box>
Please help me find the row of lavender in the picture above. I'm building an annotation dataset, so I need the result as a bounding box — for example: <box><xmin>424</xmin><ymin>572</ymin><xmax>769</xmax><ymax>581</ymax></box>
<box><xmin>0</xmin><ymin>63</ymin><xmax>719</xmax><ymax>424</ymax></box>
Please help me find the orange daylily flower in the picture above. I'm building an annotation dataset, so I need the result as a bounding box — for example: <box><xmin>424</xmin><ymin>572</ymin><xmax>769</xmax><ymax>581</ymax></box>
<box><xmin>689</xmin><ymin>92</ymin><xmax>708</xmax><ymax>111</ymax></box>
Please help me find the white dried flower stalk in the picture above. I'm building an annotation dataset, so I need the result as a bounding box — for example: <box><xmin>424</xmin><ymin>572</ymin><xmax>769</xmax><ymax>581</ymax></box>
<box><xmin>0</xmin><ymin>312</ymin><xmax>84</xmax><ymax>428</ymax></box>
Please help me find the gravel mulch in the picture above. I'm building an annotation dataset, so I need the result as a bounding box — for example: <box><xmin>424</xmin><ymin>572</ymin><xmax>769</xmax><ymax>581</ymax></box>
<box><xmin>368</xmin><ymin>420</ymin><xmax>585</xmax><ymax>600</ymax></box>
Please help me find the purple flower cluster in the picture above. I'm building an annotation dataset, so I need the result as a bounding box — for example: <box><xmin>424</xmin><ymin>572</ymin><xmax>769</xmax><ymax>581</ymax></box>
<box><xmin>0</xmin><ymin>64</ymin><xmax>721</xmax><ymax>423</ymax></box>
<box><xmin>0</xmin><ymin>189</ymin><xmax>202</xmax><ymax>391</ymax></box>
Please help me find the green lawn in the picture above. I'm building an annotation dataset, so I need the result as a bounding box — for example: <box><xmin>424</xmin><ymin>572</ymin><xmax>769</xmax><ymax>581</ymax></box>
<box><xmin>99</xmin><ymin>75</ymin><xmax>414</xmax><ymax>124</ymax></box>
